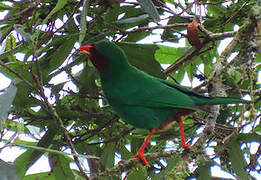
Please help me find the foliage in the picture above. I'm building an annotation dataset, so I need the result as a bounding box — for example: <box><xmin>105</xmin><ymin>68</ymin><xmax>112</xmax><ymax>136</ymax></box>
<box><xmin>0</xmin><ymin>0</ymin><xmax>260</xmax><ymax>179</ymax></box>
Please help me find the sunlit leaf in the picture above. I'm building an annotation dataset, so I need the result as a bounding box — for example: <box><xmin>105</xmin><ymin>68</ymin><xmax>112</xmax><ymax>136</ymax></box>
<box><xmin>155</xmin><ymin>45</ymin><xmax>185</xmax><ymax>64</ymax></box>
<box><xmin>198</xmin><ymin>161</ymin><xmax>212</xmax><ymax>180</ymax></box>
<box><xmin>127</xmin><ymin>166</ymin><xmax>147</xmax><ymax>180</ymax></box>
<box><xmin>42</xmin><ymin>0</ymin><xmax>68</xmax><ymax>24</ymax></box>
<box><xmin>116</xmin><ymin>14</ymin><xmax>149</xmax><ymax>24</ymax></box>
<box><xmin>100</xmin><ymin>143</ymin><xmax>116</xmax><ymax>169</ymax></box>
<box><xmin>0</xmin><ymin>83</ymin><xmax>17</xmax><ymax>130</ymax></box>
<box><xmin>118</xmin><ymin>42</ymin><xmax>166</xmax><ymax>79</ymax></box>
<box><xmin>14</xmin><ymin>127</ymin><xmax>57</xmax><ymax>178</ymax></box>
<box><xmin>79</xmin><ymin>0</ymin><xmax>89</xmax><ymax>44</ymax></box>
<box><xmin>228</xmin><ymin>135</ymin><xmax>249</xmax><ymax>179</ymax></box>
<box><xmin>138</xmin><ymin>0</ymin><xmax>160</xmax><ymax>21</ymax></box>
<box><xmin>49</xmin><ymin>154</ymin><xmax>74</xmax><ymax>179</ymax></box>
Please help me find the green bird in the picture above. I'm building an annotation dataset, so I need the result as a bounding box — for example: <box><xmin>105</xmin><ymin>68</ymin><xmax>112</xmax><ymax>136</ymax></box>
<box><xmin>79</xmin><ymin>40</ymin><xmax>248</xmax><ymax>165</ymax></box>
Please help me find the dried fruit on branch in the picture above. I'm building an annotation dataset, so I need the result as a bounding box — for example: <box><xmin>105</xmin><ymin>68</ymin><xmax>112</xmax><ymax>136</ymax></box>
<box><xmin>187</xmin><ymin>17</ymin><xmax>201</xmax><ymax>47</ymax></box>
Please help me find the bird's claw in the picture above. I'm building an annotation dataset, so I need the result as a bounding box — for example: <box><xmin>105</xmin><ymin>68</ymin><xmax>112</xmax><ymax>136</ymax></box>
<box><xmin>182</xmin><ymin>143</ymin><xmax>191</xmax><ymax>149</ymax></box>
<box><xmin>132</xmin><ymin>153</ymin><xmax>148</xmax><ymax>165</ymax></box>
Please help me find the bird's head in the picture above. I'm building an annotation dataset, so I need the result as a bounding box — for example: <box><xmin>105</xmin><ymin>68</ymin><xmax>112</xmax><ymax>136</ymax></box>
<box><xmin>79</xmin><ymin>45</ymin><xmax>92</xmax><ymax>57</ymax></box>
<box><xmin>79</xmin><ymin>40</ymin><xmax>130</xmax><ymax>73</ymax></box>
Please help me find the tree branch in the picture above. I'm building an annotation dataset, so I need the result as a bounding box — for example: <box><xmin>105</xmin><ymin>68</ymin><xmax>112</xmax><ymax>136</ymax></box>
<box><xmin>197</xmin><ymin>6</ymin><xmax>259</xmax><ymax>145</ymax></box>
<box><xmin>92</xmin><ymin>150</ymin><xmax>181</xmax><ymax>179</ymax></box>
<box><xmin>0</xmin><ymin>61</ymin><xmax>36</xmax><ymax>90</ymax></box>
<box><xmin>119</xmin><ymin>23</ymin><xmax>188</xmax><ymax>34</ymax></box>
<box><xmin>163</xmin><ymin>29</ymin><xmax>235</xmax><ymax>75</ymax></box>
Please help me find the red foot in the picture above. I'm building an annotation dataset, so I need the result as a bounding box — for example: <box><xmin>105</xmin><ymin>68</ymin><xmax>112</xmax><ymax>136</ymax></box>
<box><xmin>132</xmin><ymin>152</ymin><xmax>148</xmax><ymax>165</ymax></box>
<box><xmin>182</xmin><ymin>143</ymin><xmax>191</xmax><ymax>149</ymax></box>
<box><xmin>131</xmin><ymin>128</ymin><xmax>157</xmax><ymax>165</ymax></box>
<box><xmin>178</xmin><ymin>117</ymin><xmax>191</xmax><ymax>149</ymax></box>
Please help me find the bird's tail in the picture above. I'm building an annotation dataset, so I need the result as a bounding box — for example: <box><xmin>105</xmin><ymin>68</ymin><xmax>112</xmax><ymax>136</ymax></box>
<box><xmin>192</xmin><ymin>96</ymin><xmax>251</xmax><ymax>113</ymax></box>
<box><xmin>193</xmin><ymin>96</ymin><xmax>251</xmax><ymax>105</ymax></box>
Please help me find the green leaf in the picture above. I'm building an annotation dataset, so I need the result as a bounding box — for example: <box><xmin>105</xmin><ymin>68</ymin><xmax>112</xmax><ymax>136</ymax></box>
<box><xmin>42</xmin><ymin>0</ymin><xmax>68</xmax><ymax>24</ymax></box>
<box><xmin>104</xmin><ymin>4</ymin><xmax>121</xmax><ymax>23</ymax></box>
<box><xmin>121</xmin><ymin>6</ymin><xmax>145</xmax><ymax>19</ymax></box>
<box><xmin>256</xmin><ymin>53</ymin><xmax>261</xmax><ymax>63</ymax></box>
<box><xmin>228</xmin><ymin>68</ymin><xmax>241</xmax><ymax>83</ymax></box>
<box><xmin>162</xmin><ymin>17</ymin><xmax>189</xmax><ymax>42</ymax></box>
<box><xmin>118</xmin><ymin>143</ymin><xmax>132</xmax><ymax>160</ymax></box>
<box><xmin>0</xmin><ymin>2</ymin><xmax>12</xmax><ymax>10</ymax></box>
<box><xmin>49</xmin><ymin>154</ymin><xmax>75</xmax><ymax>179</ymax></box>
<box><xmin>79</xmin><ymin>0</ymin><xmax>89</xmax><ymax>44</ymax></box>
<box><xmin>256</xmin><ymin>64</ymin><xmax>261</xmax><ymax>70</ymax></box>
<box><xmin>138</xmin><ymin>0</ymin><xmax>160</xmax><ymax>21</ymax></box>
<box><xmin>49</xmin><ymin>81</ymin><xmax>68</xmax><ymax>100</ymax></box>
<box><xmin>12</xmin><ymin>81</ymin><xmax>39</xmax><ymax>111</ymax></box>
<box><xmin>127</xmin><ymin>166</ymin><xmax>147</xmax><ymax>180</ymax></box>
<box><xmin>0</xmin><ymin>62</ymin><xmax>33</xmax><ymax>84</ymax></box>
<box><xmin>72</xmin><ymin>170</ymin><xmax>86</xmax><ymax>180</ymax></box>
<box><xmin>216</xmin><ymin>107</ymin><xmax>232</xmax><ymax>124</ymax></box>
<box><xmin>204</xmin><ymin>63</ymin><xmax>212</xmax><ymax>77</ymax></box>
<box><xmin>151</xmin><ymin>156</ymin><xmax>182</xmax><ymax>180</ymax></box>
<box><xmin>254</xmin><ymin>124</ymin><xmax>261</xmax><ymax>133</ymax></box>
<box><xmin>100</xmin><ymin>143</ymin><xmax>116</xmax><ymax>169</ymax></box>
<box><xmin>14</xmin><ymin>127</ymin><xmax>56</xmax><ymax>178</ymax></box>
<box><xmin>0</xmin><ymin>83</ymin><xmax>17</xmax><ymax>130</ymax></box>
<box><xmin>125</xmin><ymin>31</ymin><xmax>151</xmax><ymax>42</ymax></box>
<box><xmin>39</xmin><ymin>35</ymin><xmax>77</xmax><ymax>83</ymax></box>
<box><xmin>116</xmin><ymin>14</ymin><xmax>149</xmax><ymax>24</ymax></box>
<box><xmin>24</xmin><ymin>172</ymin><xmax>56</xmax><ymax>180</ymax></box>
<box><xmin>185</xmin><ymin>63</ymin><xmax>197</xmax><ymax>82</ymax></box>
<box><xmin>104</xmin><ymin>5</ymin><xmax>147</xmax><ymax>30</ymax></box>
<box><xmin>12</xmin><ymin>143</ymin><xmax>98</xmax><ymax>159</ymax></box>
<box><xmin>13</xmin><ymin>24</ymin><xmax>33</xmax><ymax>43</ymax></box>
<box><xmin>79</xmin><ymin>65</ymin><xmax>99</xmax><ymax>96</ymax></box>
<box><xmin>161</xmin><ymin>30</ymin><xmax>179</xmax><ymax>42</ymax></box>
<box><xmin>155</xmin><ymin>45</ymin><xmax>185</xmax><ymax>64</ymax></box>
<box><xmin>0</xmin><ymin>44</ymin><xmax>23</xmax><ymax>62</ymax></box>
<box><xmin>228</xmin><ymin>136</ymin><xmax>249</xmax><ymax>179</ymax></box>
<box><xmin>173</xmin><ymin>68</ymin><xmax>185</xmax><ymax>83</ymax></box>
<box><xmin>0</xmin><ymin>159</ymin><xmax>19</xmax><ymax>180</ymax></box>
<box><xmin>206</xmin><ymin>5</ymin><xmax>227</xmax><ymax>17</ymax></box>
<box><xmin>130</xmin><ymin>137</ymin><xmax>144</xmax><ymax>155</ymax></box>
<box><xmin>5</xmin><ymin>34</ymin><xmax>16</xmax><ymax>62</ymax></box>
<box><xmin>237</xmin><ymin>133</ymin><xmax>261</xmax><ymax>142</ymax></box>
<box><xmin>65</xmin><ymin>16</ymin><xmax>79</xmax><ymax>33</ymax></box>
<box><xmin>118</xmin><ymin>42</ymin><xmax>166</xmax><ymax>79</ymax></box>
<box><xmin>198</xmin><ymin>161</ymin><xmax>212</xmax><ymax>180</ymax></box>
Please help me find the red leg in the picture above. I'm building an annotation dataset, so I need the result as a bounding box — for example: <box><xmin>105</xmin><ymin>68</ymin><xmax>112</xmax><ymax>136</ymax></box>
<box><xmin>132</xmin><ymin>128</ymin><xmax>157</xmax><ymax>165</ymax></box>
<box><xmin>178</xmin><ymin>117</ymin><xmax>190</xmax><ymax>149</ymax></box>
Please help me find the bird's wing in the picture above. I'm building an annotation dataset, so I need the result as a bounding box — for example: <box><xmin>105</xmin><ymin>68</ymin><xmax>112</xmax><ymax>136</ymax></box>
<box><xmin>118</xmin><ymin>76</ymin><xmax>202</xmax><ymax>111</ymax></box>
<box><xmin>159</xmin><ymin>79</ymin><xmax>206</xmax><ymax>98</ymax></box>
<box><xmin>102</xmin><ymin>67</ymin><xmax>207</xmax><ymax>111</ymax></box>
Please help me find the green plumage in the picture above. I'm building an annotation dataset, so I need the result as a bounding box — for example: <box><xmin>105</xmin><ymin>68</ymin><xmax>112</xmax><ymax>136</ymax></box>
<box><xmin>88</xmin><ymin>40</ymin><xmax>246</xmax><ymax>130</ymax></box>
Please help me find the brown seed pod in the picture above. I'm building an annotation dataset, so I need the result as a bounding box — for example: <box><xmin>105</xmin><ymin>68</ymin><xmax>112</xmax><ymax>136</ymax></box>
<box><xmin>187</xmin><ymin>17</ymin><xmax>201</xmax><ymax>47</ymax></box>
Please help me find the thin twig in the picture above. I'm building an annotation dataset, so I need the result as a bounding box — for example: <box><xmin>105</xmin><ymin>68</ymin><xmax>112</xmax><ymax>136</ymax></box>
<box><xmin>0</xmin><ymin>26</ymin><xmax>14</xmax><ymax>44</ymax></box>
<box><xmin>87</xmin><ymin>127</ymin><xmax>135</xmax><ymax>146</ymax></box>
<box><xmin>0</xmin><ymin>61</ymin><xmax>36</xmax><ymax>90</ymax></box>
<box><xmin>48</xmin><ymin>106</ymin><xmax>90</xmax><ymax>180</ymax></box>
<box><xmin>164</xmin><ymin>47</ymin><xmax>201</xmax><ymax>75</ymax></box>
<box><xmin>0</xmin><ymin>3</ymin><xmax>36</xmax><ymax>23</ymax></box>
<box><xmin>92</xmin><ymin>150</ymin><xmax>182</xmax><ymax>179</ymax></box>
<box><xmin>119</xmin><ymin>23</ymin><xmax>188</xmax><ymax>34</ymax></box>
<box><xmin>31</xmin><ymin>56</ymin><xmax>49</xmax><ymax>104</ymax></box>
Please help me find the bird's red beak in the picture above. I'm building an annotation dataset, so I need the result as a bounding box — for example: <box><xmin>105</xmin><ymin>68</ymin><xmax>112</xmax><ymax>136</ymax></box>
<box><xmin>79</xmin><ymin>45</ymin><xmax>93</xmax><ymax>57</ymax></box>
